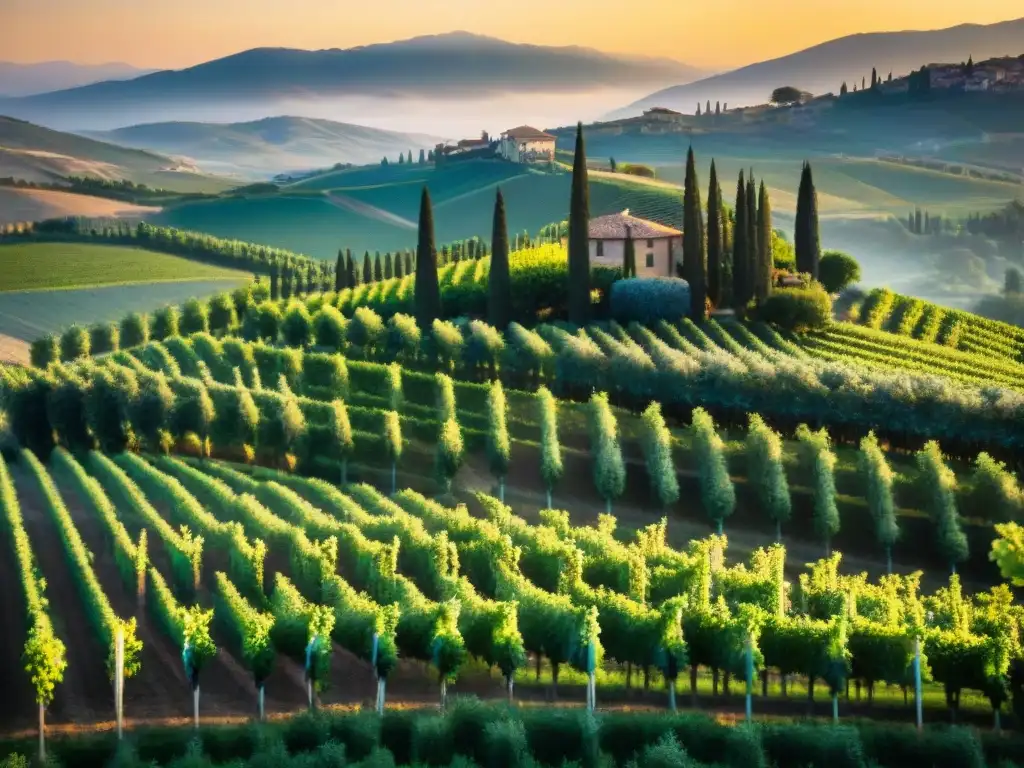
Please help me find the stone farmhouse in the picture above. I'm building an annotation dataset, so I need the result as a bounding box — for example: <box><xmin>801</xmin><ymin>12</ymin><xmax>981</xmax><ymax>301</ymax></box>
<box><xmin>588</xmin><ymin>209</ymin><xmax>683</xmax><ymax>277</ymax></box>
<box><xmin>497</xmin><ymin>126</ymin><xmax>557</xmax><ymax>164</ymax></box>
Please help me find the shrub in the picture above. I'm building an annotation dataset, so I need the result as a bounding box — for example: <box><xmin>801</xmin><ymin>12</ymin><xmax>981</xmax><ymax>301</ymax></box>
<box><xmin>180</xmin><ymin>298</ymin><xmax>210</xmax><ymax>336</ymax></box>
<box><xmin>120</xmin><ymin>312</ymin><xmax>149</xmax><ymax>349</ymax></box>
<box><xmin>756</xmin><ymin>284</ymin><xmax>832</xmax><ymax>331</ymax></box>
<box><xmin>151</xmin><ymin>305</ymin><xmax>180</xmax><ymax>341</ymax></box>
<box><xmin>208</xmin><ymin>293</ymin><xmax>238</xmax><ymax>335</ymax></box>
<box><xmin>485</xmin><ymin>718</ymin><xmax>530</xmax><ymax>768</ymax></box>
<box><xmin>818</xmin><ymin>251</ymin><xmax>861</xmax><ymax>293</ymax></box>
<box><xmin>611</xmin><ymin>277</ymin><xmax>691</xmax><ymax>324</ymax></box>
<box><xmin>349</xmin><ymin>307</ymin><xmax>386</xmax><ymax>353</ymax></box>
<box><xmin>313</xmin><ymin>305</ymin><xmax>348</xmax><ymax>350</ymax></box>
<box><xmin>89</xmin><ymin>323</ymin><xmax>120</xmax><ymax>355</ymax></box>
<box><xmin>30</xmin><ymin>334</ymin><xmax>59</xmax><ymax>368</ymax></box>
<box><xmin>619</xmin><ymin>163</ymin><xmax>656</xmax><ymax>178</ymax></box>
<box><xmin>281</xmin><ymin>302</ymin><xmax>314</xmax><ymax>348</ymax></box>
<box><xmin>59</xmin><ymin>325</ymin><xmax>90</xmax><ymax>361</ymax></box>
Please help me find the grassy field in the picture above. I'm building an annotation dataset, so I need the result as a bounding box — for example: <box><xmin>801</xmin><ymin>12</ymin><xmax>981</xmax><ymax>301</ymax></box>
<box><xmin>0</xmin><ymin>242</ymin><xmax>248</xmax><ymax>293</ymax></box>
<box><xmin>154</xmin><ymin>160</ymin><xmax>684</xmax><ymax>258</ymax></box>
<box><xmin>0</xmin><ymin>279</ymin><xmax>248</xmax><ymax>342</ymax></box>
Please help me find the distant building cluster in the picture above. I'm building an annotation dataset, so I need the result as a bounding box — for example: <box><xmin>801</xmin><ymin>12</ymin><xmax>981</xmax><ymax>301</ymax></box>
<box><xmin>910</xmin><ymin>55</ymin><xmax>1024</xmax><ymax>93</ymax></box>
<box><xmin>433</xmin><ymin>126</ymin><xmax>557</xmax><ymax>165</ymax></box>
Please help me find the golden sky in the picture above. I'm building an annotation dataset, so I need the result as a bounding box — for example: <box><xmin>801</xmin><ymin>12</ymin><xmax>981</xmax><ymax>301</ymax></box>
<box><xmin>3</xmin><ymin>0</ymin><xmax>1022</xmax><ymax>70</ymax></box>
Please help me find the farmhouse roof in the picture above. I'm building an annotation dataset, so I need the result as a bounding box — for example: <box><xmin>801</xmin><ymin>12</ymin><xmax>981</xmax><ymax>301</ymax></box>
<box><xmin>502</xmin><ymin>125</ymin><xmax>556</xmax><ymax>140</ymax></box>
<box><xmin>588</xmin><ymin>210</ymin><xmax>682</xmax><ymax>240</ymax></box>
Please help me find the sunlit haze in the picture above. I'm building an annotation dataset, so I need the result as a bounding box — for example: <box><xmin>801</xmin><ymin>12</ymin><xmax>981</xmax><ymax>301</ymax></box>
<box><xmin>2</xmin><ymin>0</ymin><xmax>1023</xmax><ymax>69</ymax></box>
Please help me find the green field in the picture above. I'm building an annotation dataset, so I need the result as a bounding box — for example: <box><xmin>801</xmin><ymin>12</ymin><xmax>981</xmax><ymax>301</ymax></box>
<box><xmin>0</xmin><ymin>242</ymin><xmax>248</xmax><ymax>293</ymax></box>
<box><xmin>0</xmin><ymin>279</ymin><xmax>249</xmax><ymax>341</ymax></box>
<box><xmin>153</xmin><ymin>160</ymin><xmax>684</xmax><ymax>258</ymax></box>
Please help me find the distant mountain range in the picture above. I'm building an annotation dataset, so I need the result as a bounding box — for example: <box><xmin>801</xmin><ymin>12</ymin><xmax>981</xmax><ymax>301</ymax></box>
<box><xmin>85</xmin><ymin>116</ymin><xmax>446</xmax><ymax>177</ymax></box>
<box><xmin>612</xmin><ymin>17</ymin><xmax>1024</xmax><ymax>117</ymax></box>
<box><xmin>0</xmin><ymin>60</ymin><xmax>157</xmax><ymax>98</ymax></box>
<box><xmin>0</xmin><ymin>32</ymin><xmax>705</xmax><ymax>131</ymax></box>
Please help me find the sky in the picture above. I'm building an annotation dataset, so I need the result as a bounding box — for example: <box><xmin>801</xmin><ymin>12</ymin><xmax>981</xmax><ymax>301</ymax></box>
<box><xmin>2</xmin><ymin>0</ymin><xmax>1022</xmax><ymax>70</ymax></box>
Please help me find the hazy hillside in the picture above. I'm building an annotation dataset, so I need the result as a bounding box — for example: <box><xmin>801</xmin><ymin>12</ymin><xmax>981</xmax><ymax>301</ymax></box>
<box><xmin>0</xmin><ymin>60</ymin><xmax>157</xmax><ymax>97</ymax></box>
<box><xmin>0</xmin><ymin>32</ymin><xmax>705</xmax><ymax>131</ymax></box>
<box><xmin>613</xmin><ymin>17</ymin><xmax>1024</xmax><ymax>116</ymax></box>
<box><xmin>85</xmin><ymin>117</ymin><xmax>446</xmax><ymax>177</ymax></box>
<box><xmin>0</xmin><ymin>116</ymin><xmax>236</xmax><ymax>193</ymax></box>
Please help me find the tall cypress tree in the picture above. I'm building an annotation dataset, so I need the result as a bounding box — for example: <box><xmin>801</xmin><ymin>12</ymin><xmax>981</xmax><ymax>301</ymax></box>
<box><xmin>374</xmin><ymin>251</ymin><xmax>383</xmax><ymax>281</ymax></box>
<box><xmin>405</xmin><ymin>250</ymin><xmax>413</xmax><ymax>274</ymax></box>
<box><xmin>706</xmin><ymin>160</ymin><xmax>723</xmax><ymax>307</ymax></box>
<box><xmin>415</xmin><ymin>187</ymin><xmax>442</xmax><ymax>329</ymax></box>
<box><xmin>745</xmin><ymin>174</ymin><xmax>757</xmax><ymax>303</ymax></box>
<box><xmin>756</xmin><ymin>181</ymin><xmax>773</xmax><ymax>302</ymax></box>
<box><xmin>281</xmin><ymin>267</ymin><xmax>292</xmax><ymax>300</ymax></box>
<box><xmin>335</xmin><ymin>250</ymin><xmax>345</xmax><ymax>291</ymax></box>
<box><xmin>362</xmin><ymin>252</ymin><xmax>372</xmax><ymax>284</ymax></box>
<box><xmin>345</xmin><ymin>249</ymin><xmax>358</xmax><ymax>288</ymax></box>
<box><xmin>384</xmin><ymin>252</ymin><xmax>394</xmax><ymax>280</ymax></box>
<box><xmin>623</xmin><ymin>224</ymin><xmax>636</xmax><ymax>278</ymax></box>
<box><xmin>488</xmin><ymin>188</ymin><xmax>512</xmax><ymax>329</ymax></box>
<box><xmin>394</xmin><ymin>251</ymin><xmax>404</xmax><ymax>279</ymax></box>
<box><xmin>732</xmin><ymin>170</ymin><xmax>749</xmax><ymax>308</ymax></box>
<box><xmin>567</xmin><ymin>122</ymin><xmax>591</xmax><ymax>325</ymax></box>
<box><xmin>682</xmin><ymin>146</ymin><xmax>707</xmax><ymax>321</ymax></box>
<box><xmin>795</xmin><ymin>162</ymin><xmax>821</xmax><ymax>279</ymax></box>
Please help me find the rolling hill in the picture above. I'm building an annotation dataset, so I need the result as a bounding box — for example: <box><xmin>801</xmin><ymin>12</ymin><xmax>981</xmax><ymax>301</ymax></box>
<box><xmin>0</xmin><ymin>60</ymin><xmax>157</xmax><ymax>97</ymax></box>
<box><xmin>612</xmin><ymin>16</ymin><xmax>1024</xmax><ymax>116</ymax></box>
<box><xmin>85</xmin><ymin>116</ymin><xmax>446</xmax><ymax>177</ymax></box>
<box><xmin>0</xmin><ymin>115</ymin><xmax>237</xmax><ymax>193</ymax></box>
<box><xmin>0</xmin><ymin>32</ymin><xmax>705</xmax><ymax>131</ymax></box>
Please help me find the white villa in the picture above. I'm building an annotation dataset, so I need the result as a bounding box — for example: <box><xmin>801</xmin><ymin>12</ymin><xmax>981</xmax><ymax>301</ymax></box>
<box><xmin>588</xmin><ymin>210</ymin><xmax>683</xmax><ymax>277</ymax></box>
<box><xmin>498</xmin><ymin>126</ymin><xmax>557</xmax><ymax>164</ymax></box>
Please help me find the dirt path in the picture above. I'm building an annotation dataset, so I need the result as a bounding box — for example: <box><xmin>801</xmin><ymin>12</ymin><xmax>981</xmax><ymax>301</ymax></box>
<box><xmin>0</xmin><ymin>333</ymin><xmax>29</xmax><ymax>366</ymax></box>
<box><xmin>12</xmin><ymin>464</ymin><xmax>115</xmax><ymax>725</ymax></box>
<box><xmin>323</xmin><ymin>191</ymin><xmax>416</xmax><ymax>230</ymax></box>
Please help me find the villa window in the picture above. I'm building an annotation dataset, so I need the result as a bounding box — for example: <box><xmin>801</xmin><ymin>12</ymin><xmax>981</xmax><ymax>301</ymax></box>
<box><xmin>646</xmin><ymin>253</ymin><xmax>655</xmax><ymax>268</ymax></box>
<box><xmin>647</xmin><ymin>239</ymin><xmax>655</xmax><ymax>248</ymax></box>
<box><xmin>596</xmin><ymin>241</ymin><xmax>604</xmax><ymax>257</ymax></box>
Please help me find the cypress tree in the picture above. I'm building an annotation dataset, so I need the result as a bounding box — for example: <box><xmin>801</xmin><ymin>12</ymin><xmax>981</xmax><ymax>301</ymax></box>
<box><xmin>715</xmin><ymin>101</ymin><xmax>721</xmax><ymax>115</ymax></box>
<box><xmin>415</xmin><ymin>187</ymin><xmax>442</xmax><ymax>329</ymax></box>
<box><xmin>721</xmin><ymin>201</ymin><xmax>733</xmax><ymax>307</ymax></box>
<box><xmin>270</xmin><ymin>265</ymin><xmax>280</xmax><ymax>300</ymax></box>
<box><xmin>488</xmin><ymin>187</ymin><xmax>512</xmax><ymax>329</ymax></box>
<box><xmin>623</xmin><ymin>224</ymin><xmax>636</xmax><ymax>278</ymax></box>
<box><xmin>384</xmin><ymin>252</ymin><xmax>394</xmax><ymax>280</ymax></box>
<box><xmin>394</xmin><ymin>251</ymin><xmax>404</xmax><ymax>279</ymax></box>
<box><xmin>419</xmin><ymin>149</ymin><xmax>426</xmax><ymax>164</ymax></box>
<box><xmin>871</xmin><ymin>67</ymin><xmax>878</xmax><ymax>89</ymax></box>
<box><xmin>681</xmin><ymin>146</ymin><xmax>707</xmax><ymax>321</ymax></box>
<box><xmin>362</xmin><ymin>252</ymin><xmax>372</xmax><ymax>284</ymax></box>
<box><xmin>745</xmin><ymin>174</ymin><xmax>757</xmax><ymax>298</ymax></box>
<box><xmin>281</xmin><ymin>267</ymin><xmax>292</xmax><ymax>300</ymax></box>
<box><xmin>374</xmin><ymin>251</ymin><xmax>383</xmax><ymax>282</ymax></box>
<box><xmin>335</xmin><ymin>250</ymin><xmax>344</xmax><ymax>291</ymax></box>
<box><xmin>567</xmin><ymin>122</ymin><xmax>591</xmax><ymax>325</ymax></box>
<box><xmin>405</xmin><ymin>250</ymin><xmax>413</xmax><ymax>274</ymax></box>
<box><xmin>756</xmin><ymin>181</ymin><xmax>773</xmax><ymax>302</ymax></box>
<box><xmin>794</xmin><ymin>162</ymin><xmax>821</xmax><ymax>279</ymax></box>
<box><xmin>345</xmin><ymin>249</ymin><xmax>358</xmax><ymax>288</ymax></box>
<box><xmin>732</xmin><ymin>170</ymin><xmax>749</xmax><ymax>308</ymax></box>
<box><xmin>706</xmin><ymin>99</ymin><xmax>711</xmax><ymax>115</ymax></box>
<box><xmin>706</xmin><ymin>160</ymin><xmax>723</xmax><ymax>307</ymax></box>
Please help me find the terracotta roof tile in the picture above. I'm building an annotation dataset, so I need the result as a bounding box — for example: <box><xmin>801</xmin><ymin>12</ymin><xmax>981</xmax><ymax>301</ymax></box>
<box><xmin>502</xmin><ymin>125</ymin><xmax>557</xmax><ymax>140</ymax></box>
<box><xmin>588</xmin><ymin>210</ymin><xmax>682</xmax><ymax>239</ymax></box>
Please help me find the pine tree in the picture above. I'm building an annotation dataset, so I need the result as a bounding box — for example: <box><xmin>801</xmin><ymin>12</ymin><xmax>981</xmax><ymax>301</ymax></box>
<box><xmin>334</xmin><ymin>250</ymin><xmax>344</xmax><ymax>291</ymax></box>
<box><xmin>623</xmin><ymin>224</ymin><xmax>636</xmax><ymax>278</ymax></box>
<box><xmin>732</xmin><ymin>170</ymin><xmax>749</xmax><ymax>309</ymax></box>
<box><xmin>415</xmin><ymin>187</ymin><xmax>442</xmax><ymax>329</ymax></box>
<box><xmin>488</xmin><ymin>188</ymin><xmax>512</xmax><ymax>329</ymax></box>
<box><xmin>706</xmin><ymin>160</ymin><xmax>723</xmax><ymax>307</ymax></box>
<box><xmin>345</xmin><ymin>249</ymin><xmax>358</xmax><ymax>288</ymax></box>
<box><xmin>373</xmin><ymin>252</ymin><xmax>383</xmax><ymax>282</ymax></box>
<box><xmin>362</xmin><ymin>252</ymin><xmax>372</xmax><ymax>284</ymax></box>
<box><xmin>682</xmin><ymin>146</ymin><xmax>707</xmax><ymax>320</ymax></box>
<box><xmin>756</xmin><ymin>181</ymin><xmax>773</xmax><ymax>302</ymax></box>
<box><xmin>794</xmin><ymin>162</ymin><xmax>821</xmax><ymax>279</ymax></box>
<box><xmin>567</xmin><ymin>122</ymin><xmax>591</xmax><ymax>325</ymax></box>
